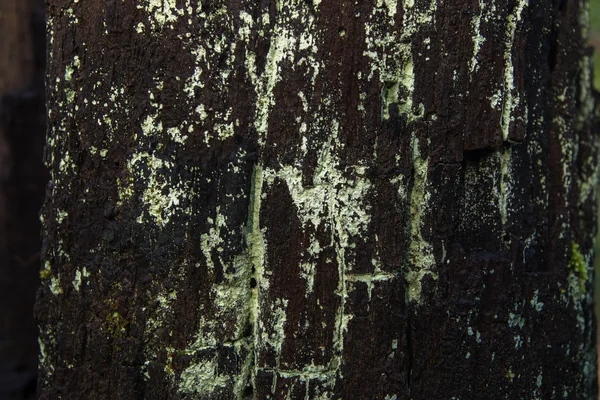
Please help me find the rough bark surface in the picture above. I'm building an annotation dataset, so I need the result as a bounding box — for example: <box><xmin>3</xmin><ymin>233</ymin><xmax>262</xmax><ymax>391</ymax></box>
<box><xmin>38</xmin><ymin>1</ymin><xmax>599</xmax><ymax>399</ymax></box>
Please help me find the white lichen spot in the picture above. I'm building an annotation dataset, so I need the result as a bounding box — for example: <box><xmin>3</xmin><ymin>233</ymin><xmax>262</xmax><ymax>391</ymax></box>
<box><xmin>72</xmin><ymin>269</ymin><xmax>82</xmax><ymax>291</ymax></box>
<box><xmin>128</xmin><ymin>152</ymin><xmax>193</xmax><ymax>227</ymax></box>
<box><xmin>65</xmin><ymin>65</ymin><xmax>74</xmax><ymax>81</ymax></box>
<box><xmin>141</xmin><ymin>113</ymin><xmax>162</xmax><ymax>137</ymax></box>
<box><xmin>347</xmin><ymin>258</ymin><xmax>397</xmax><ymax>301</ymax></box>
<box><xmin>238</xmin><ymin>11</ymin><xmax>254</xmax><ymax>42</ymax></box>
<box><xmin>530</xmin><ymin>289</ymin><xmax>544</xmax><ymax>312</ymax></box>
<box><xmin>514</xmin><ymin>334</ymin><xmax>523</xmax><ymax>349</ymax></box>
<box><xmin>200</xmin><ymin>210</ymin><xmax>226</xmax><ymax>271</ymax></box>
<box><xmin>263</xmin><ymin>122</ymin><xmax>371</xmax><ymax>246</ymax></box>
<box><xmin>377</xmin><ymin>0</ymin><xmax>398</xmax><ymax>19</ymax></box>
<box><xmin>508</xmin><ymin>312</ymin><xmax>525</xmax><ymax>329</ymax></box>
<box><xmin>167</xmin><ymin>127</ymin><xmax>187</xmax><ymax>144</ymax></box>
<box><xmin>137</xmin><ymin>0</ymin><xmax>183</xmax><ymax>32</ymax></box>
<box><xmin>50</xmin><ymin>275</ymin><xmax>63</xmax><ymax>295</ymax></box>
<box><xmin>56</xmin><ymin>209</ymin><xmax>68</xmax><ymax>224</ymax></box>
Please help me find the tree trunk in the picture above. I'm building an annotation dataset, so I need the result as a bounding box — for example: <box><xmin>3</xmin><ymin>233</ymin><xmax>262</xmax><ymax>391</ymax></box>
<box><xmin>38</xmin><ymin>1</ymin><xmax>599</xmax><ymax>399</ymax></box>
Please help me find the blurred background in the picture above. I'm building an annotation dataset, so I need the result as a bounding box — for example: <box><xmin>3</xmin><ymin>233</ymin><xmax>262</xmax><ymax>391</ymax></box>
<box><xmin>592</xmin><ymin>0</ymin><xmax>600</xmax><ymax>392</ymax></box>
<box><xmin>0</xmin><ymin>2</ymin><xmax>599</xmax><ymax>400</ymax></box>
<box><xmin>0</xmin><ymin>1</ymin><xmax>46</xmax><ymax>399</ymax></box>
<box><xmin>593</xmin><ymin>0</ymin><xmax>600</xmax><ymax>91</ymax></box>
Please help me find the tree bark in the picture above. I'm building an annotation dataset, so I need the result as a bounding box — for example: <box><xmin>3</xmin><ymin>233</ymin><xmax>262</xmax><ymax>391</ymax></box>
<box><xmin>38</xmin><ymin>1</ymin><xmax>599</xmax><ymax>399</ymax></box>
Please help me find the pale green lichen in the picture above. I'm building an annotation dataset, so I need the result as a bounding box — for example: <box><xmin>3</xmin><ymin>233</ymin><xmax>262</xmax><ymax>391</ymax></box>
<box><xmin>496</xmin><ymin>148</ymin><xmax>512</xmax><ymax>227</ymax></box>
<box><xmin>252</xmin><ymin>21</ymin><xmax>296</xmax><ymax>145</ymax></box>
<box><xmin>72</xmin><ymin>269</ymin><xmax>82</xmax><ymax>291</ymax></box>
<box><xmin>514</xmin><ymin>334</ymin><xmax>523</xmax><ymax>349</ymax></box>
<box><xmin>144</xmin><ymin>287</ymin><xmax>178</xmax><ymax>342</ymax></box>
<box><xmin>238</xmin><ymin>11</ymin><xmax>254</xmax><ymax>42</ymax></box>
<box><xmin>65</xmin><ymin>65</ymin><xmax>74</xmax><ymax>81</ymax></box>
<box><xmin>347</xmin><ymin>269</ymin><xmax>397</xmax><ymax>301</ymax></box>
<box><xmin>38</xmin><ymin>338</ymin><xmax>46</xmax><ymax>365</ymax></box>
<box><xmin>377</xmin><ymin>0</ymin><xmax>398</xmax><ymax>19</ymax></box>
<box><xmin>262</xmin><ymin>298</ymin><xmax>288</xmax><ymax>393</ymax></box>
<box><xmin>364</xmin><ymin>0</ymin><xmax>434</xmax><ymax>123</ymax></box>
<box><xmin>40</xmin><ymin>260</ymin><xmax>52</xmax><ymax>280</ymax></box>
<box><xmin>260</xmin><ymin>117</ymin><xmax>370</xmax><ymax>386</ymax></box>
<box><xmin>347</xmin><ymin>256</ymin><xmax>397</xmax><ymax>301</ymax></box>
<box><xmin>166</xmin><ymin>127</ymin><xmax>187</xmax><ymax>144</ymax></box>
<box><xmin>263</xmin><ymin>122</ymin><xmax>371</xmax><ymax>246</ymax></box>
<box><xmin>126</xmin><ymin>151</ymin><xmax>194</xmax><ymax>227</ymax></box>
<box><xmin>299</xmin><ymin>261</ymin><xmax>316</xmax><ymax>294</ymax></box>
<box><xmin>500</xmin><ymin>0</ymin><xmax>528</xmax><ymax>140</ymax></box>
<box><xmin>246</xmin><ymin>165</ymin><xmax>266</xmax><ymax>291</ymax></box>
<box><xmin>178</xmin><ymin>166</ymin><xmax>265</xmax><ymax>397</ymax></box>
<box><xmin>132</xmin><ymin>155</ymin><xmax>176</xmax><ymax>225</ymax></box>
<box><xmin>137</xmin><ymin>0</ymin><xmax>183</xmax><ymax>32</ymax></box>
<box><xmin>469</xmin><ymin>0</ymin><xmax>484</xmax><ymax>75</ymax></box>
<box><xmin>56</xmin><ymin>209</ymin><xmax>68</xmax><ymax>224</ymax></box>
<box><xmin>179</xmin><ymin>358</ymin><xmax>229</xmax><ymax>395</ymax></box>
<box><xmin>530</xmin><ymin>289</ymin><xmax>544</xmax><ymax>312</ymax></box>
<box><xmin>49</xmin><ymin>275</ymin><xmax>63</xmax><ymax>295</ymax></box>
<box><xmin>508</xmin><ymin>312</ymin><xmax>525</xmax><ymax>329</ymax></box>
<box><xmin>405</xmin><ymin>136</ymin><xmax>435</xmax><ymax>303</ymax></box>
<box><xmin>200</xmin><ymin>209</ymin><xmax>226</xmax><ymax>272</ymax></box>
<box><xmin>506</xmin><ymin>366</ymin><xmax>516</xmax><ymax>380</ymax></box>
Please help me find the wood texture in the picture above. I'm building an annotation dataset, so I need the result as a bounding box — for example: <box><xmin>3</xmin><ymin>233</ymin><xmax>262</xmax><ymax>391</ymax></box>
<box><xmin>38</xmin><ymin>1</ymin><xmax>599</xmax><ymax>399</ymax></box>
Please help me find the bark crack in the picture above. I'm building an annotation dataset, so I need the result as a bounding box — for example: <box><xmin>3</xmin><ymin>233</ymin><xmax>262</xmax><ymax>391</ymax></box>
<box><xmin>241</xmin><ymin>164</ymin><xmax>265</xmax><ymax>399</ymax></box>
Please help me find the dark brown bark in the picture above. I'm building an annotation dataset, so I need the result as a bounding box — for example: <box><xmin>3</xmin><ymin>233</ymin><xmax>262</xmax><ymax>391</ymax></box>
<box><xmin>38</xmin><ymin>1</ymin><xmax>598</xmax><ymax>399</ymax></box>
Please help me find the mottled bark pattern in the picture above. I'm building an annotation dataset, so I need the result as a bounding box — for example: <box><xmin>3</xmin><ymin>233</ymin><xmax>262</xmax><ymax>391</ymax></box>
<box><xmin>38</xmin><ymin>0</ymin><xmax>598</xmax><ymax>399</ymax></box>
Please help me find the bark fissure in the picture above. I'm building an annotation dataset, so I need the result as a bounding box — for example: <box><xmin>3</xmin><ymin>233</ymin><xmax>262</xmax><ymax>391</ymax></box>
<box><xmin>246</xmin><ymin>163</ymin><xmax>264</xmax><ymax>398</ymax></box>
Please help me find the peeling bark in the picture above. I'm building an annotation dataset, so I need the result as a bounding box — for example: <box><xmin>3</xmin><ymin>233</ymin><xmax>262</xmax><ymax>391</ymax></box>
<box><xmin>38</xmin><ymin>1</ymin><xmax>598</xmax><ymax>399</ymax></box>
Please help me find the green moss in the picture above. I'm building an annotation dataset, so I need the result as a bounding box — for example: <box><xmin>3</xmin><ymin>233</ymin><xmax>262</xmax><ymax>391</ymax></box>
<box><xmin>569</xmin><ymin>242</ymin><xmax>588</xmax><ymax>290</ymax></box>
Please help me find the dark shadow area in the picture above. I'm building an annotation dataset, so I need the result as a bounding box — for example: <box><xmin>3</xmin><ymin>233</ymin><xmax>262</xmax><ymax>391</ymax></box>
<box><xmin>0</xmin><ymin>2</ymin><xmax>46</xmax><ymax>399</ymax></box>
